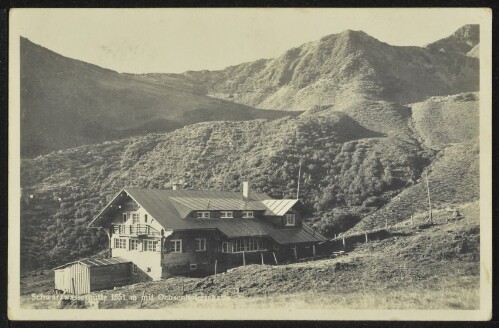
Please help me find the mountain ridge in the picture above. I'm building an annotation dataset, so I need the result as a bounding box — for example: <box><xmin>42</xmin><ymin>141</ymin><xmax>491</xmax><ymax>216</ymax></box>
<box><xmin>19</xmin><ymin>25</ymin><xmax>480</xmax><ymax>272</ymax></box>
<box><xmin>20</xmin><ymin>37</ymin><xmax>299</xmax><ymax>157</ymax></box>
<box><xmin>137</xmin><ymin>28</ymin><xmax>479</xmax><ymax>111</ymax></box>
<box><xmin>426</xmin><ymin>24</ymin><xmax>479</xmax><ymax>54</ymax></box>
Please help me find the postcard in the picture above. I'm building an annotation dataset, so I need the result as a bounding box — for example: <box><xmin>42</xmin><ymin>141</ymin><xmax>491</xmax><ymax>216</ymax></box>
<box><xmin>8</xmin><ymin>8</ymin><xmax>492</xmax><ymax>320</ymax></box>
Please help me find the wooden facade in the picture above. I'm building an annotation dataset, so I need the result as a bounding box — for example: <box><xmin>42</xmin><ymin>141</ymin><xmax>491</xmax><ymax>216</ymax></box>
<box><xmin>53</xmin><ymin>258</ymin><xmax>131</xmax><ymax>295</ymax></box>
<box><xmin>88</xmin><ymin>187</ymin><xmax>328</xmax><ymax>282</ymax></box>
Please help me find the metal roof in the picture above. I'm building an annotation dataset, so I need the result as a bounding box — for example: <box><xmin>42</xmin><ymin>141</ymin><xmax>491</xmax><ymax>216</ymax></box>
<box><xmin>88</xmin><ymin>188</ymin><xmax>327</xmax><ymax>245</ymax></box>
<box><xmin>262</xmin><ymin>199</ymin><xmax>300</xmax><ymax>216</ymax></box>
<box><xmin>53</xmin><ymin>257</ymin><xmax>131</xmax><ymax>270</ymax></box>
<box><xmin>213</xmin><ymin>219</ymin><xmax>270</xmax><ymax>237</ymax></box>
<box><xmin>170</xmin><ymin>196</ymin><xmax>267</xmax><ymax>216</ymax></box>
<box><xmin>267</xmin><ymin>223</ymin><xmax>327</xmax><ymax>244</ymax></box>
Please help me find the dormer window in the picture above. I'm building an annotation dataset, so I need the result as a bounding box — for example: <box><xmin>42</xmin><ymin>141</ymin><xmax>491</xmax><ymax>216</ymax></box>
<box><xmin>285</xmin><ymin>213</ymin><xmax>296</xmax><ymax>226</ymax></box>
<box><xmin>220</xmin><ymin>211</ymin><xmax>233</xmax><ymax>218</ymax></box>
<box><xmin>197</xmin><ymin>211</ymin><xmax>210</xmax><ymax>218</ymax></box>
<box><xmin>242</xmin><ymin>211</ymin><xmax>254</xmax><ymax>218</ymax></box>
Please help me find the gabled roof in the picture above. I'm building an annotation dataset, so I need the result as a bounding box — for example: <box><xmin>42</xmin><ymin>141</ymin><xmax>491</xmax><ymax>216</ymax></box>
<box><xmin>262</xmin><ymin>199</ymin><xmax>300</xmax><ymax>216</ymax></box>
<box><xmin>88</xmin><ymin>188</ymin><xmax>327</xmax><ymax>244</ymax></box>
<box><xmin>53</xmin><ymin>257</ymin><xmax>130</xmax><ymax>270</ymax></box>
<box><xmin>125</xmin><ymin>188</ymin><xmax>270</xmax><ymax>227</ymax></box>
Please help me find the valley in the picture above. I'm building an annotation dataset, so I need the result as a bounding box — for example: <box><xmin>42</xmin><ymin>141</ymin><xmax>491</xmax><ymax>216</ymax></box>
<box><xmin>18</xmin><ymin>24</ymin><xmax>482</xmax><ymax>310</ymax></box>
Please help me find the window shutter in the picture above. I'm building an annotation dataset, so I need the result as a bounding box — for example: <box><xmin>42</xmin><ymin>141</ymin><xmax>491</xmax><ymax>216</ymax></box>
<box><xmin>156</xmin><ymin>240</ymin><xmax>161</xmax><ymax>252</ymax></box>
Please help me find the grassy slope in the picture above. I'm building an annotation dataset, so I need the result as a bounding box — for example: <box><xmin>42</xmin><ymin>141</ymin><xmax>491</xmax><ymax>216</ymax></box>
<box><xmin>20</xmin><ymin>92</ymin><xmax>480</xmax><ymax>272</ymax></box>
<box><xmin>21</xmin><ymin>105</ymin><xmax>432</xmax><ymax>271</ymax></box>
<box><xmin>410</xmin><ymin>93</ymin><xmax>479</xmax><ymax>150</ymax></box>
<box><xmin>351</xmin><ymin>93</ymin><xmax>479</xmax><ymax>232</ymax></box>
<box><xmin>21</xmin><ymin>202</ymin><xmax>479</xmax><ymax>310</ymax></box>
<box><xmin>21</xmin><ymin>38</ymin><xmax>298</xmax><ymax>157</ymax></box>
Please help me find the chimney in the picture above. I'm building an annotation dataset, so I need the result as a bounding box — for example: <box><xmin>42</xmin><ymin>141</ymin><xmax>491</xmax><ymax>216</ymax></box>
<box><xmin>242</xmin><ymin>181</ymin><xmax>250</xmax><ymax>198</ymax></box>
<box><xmin>172</xmin><ymin>182</ymin><xmax>182</xmax><ymax>191</ymax></box>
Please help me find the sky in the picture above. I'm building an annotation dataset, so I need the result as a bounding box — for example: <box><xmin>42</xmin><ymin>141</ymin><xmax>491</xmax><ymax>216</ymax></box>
<box><xmin>11</xmin><ymin>8</ymin><xmax>484</xmax><ymax>74</ymax></box>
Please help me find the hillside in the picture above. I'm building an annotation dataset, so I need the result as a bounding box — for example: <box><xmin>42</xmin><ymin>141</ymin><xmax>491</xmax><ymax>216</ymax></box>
<box><xmin>19</xmin><ymin>91</ymin><xmax>480</xmax><ymax>272</ymax></box>
<box><xmin>20</xmin><ymin>38</ymin><xmax>298</xmax><ymax>157</ymax></box>
<box><xmin>20</xmin><ymin>25</ymin><xmax>480</xmax><ymax>157</ymax></box>
<box><xmin>352</xmin><ymin>93</ymin><xmax>479</xmax><ymax>232</ymax></box>
<box><xmin>21</xmin><ymin>106</ymin><xmax>434</xmax><ymax>271</ymax></box>
<box><xmin>139</xmin><ymin>29</ymin><xmax>479</xmax><ymax>111</ymax></box>
<box><xmin>19</xmin><ymin>25</ymin><xmax>481</xmax><ymax>274</ymax></box>
<box><xmin>21</xmin><ymin>201</ymin><xmax>480</xmax><ymax>310</ymax></box>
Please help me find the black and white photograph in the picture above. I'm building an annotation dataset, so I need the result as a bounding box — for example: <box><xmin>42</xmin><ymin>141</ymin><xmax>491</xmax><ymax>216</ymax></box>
<box><xmin>8</xmin><ymin>8</ymin><xmax>492</xmax><ymax>320</ymax></box>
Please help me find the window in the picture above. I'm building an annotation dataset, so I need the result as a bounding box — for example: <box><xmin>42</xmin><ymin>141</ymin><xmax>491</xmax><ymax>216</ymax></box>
<box><xmin>144</xmin><ymin>214</ymin><xmax>148</xmax><ymax>223</ymax></box>
<box><xmin>190</xmin><ymin>264</ymin><xmax>197</xmax><ymax>270</ymax></box>
<box><xmin>195</xmin><ymin>238</ymin><xmax>206</xmax><ymax>251</ymax></box>
<box><xmin>242</xmin><ymin>211</ymin><xmax>254</xmax><ymax>218</ymax></box>
<box><xmin>132</xmin><ymin>213</ymin><xmax>139</xmax><ymax>224</ymax></box>
<box><xmin>232</xmin><ymin>239</ymin><xmax>245</xmax><ymax>253</ymax></box>
<box><xmin>197</xmin><ymin>211</ymin><xmax>210</xmax><ymax>218</ymax></box>
<box><xmin>247</xmin><ymin>239</ymin><xmax>259</xmax><ymax>251</ymax></box>
<box><xmin>132</xmin><ymin>264</ymin><xmax>138</xmax><ymax>274</ymax></box>
<box><xmin>220</xmin><ymin>211</ymin><xmax>233</xmax><ymax>218</ymax></box>
<box><xmin>144</xmin><ymin>240</ymin><xmax>158</xmax><ymax>252</ymax></box>
<box><xmin>114</xmin><ymin>238</ymin><xmax>126</xmax><ymax>249</ymax></box>
<box><xmin>285</xmin><ymin>213</ymin><xmax>296</xmax><ymax>226</ymax></box>
<box><xmin>231</xmin><ymin>239</ymin><xmax>260</xmax><ymax>253</ymax></box>
<box><xmin>130</xmin><ymin>239</ymin><xmax>139</xmax><ymax>250</ymax></box>
<box><xmin>170</xmin><ymin>239</ymin><xmax>182</xmax><ymax>253</ymax></box>
<box><xmin>221</xmin><ymin>242</ymin><xmax>229</xmax><ymax>253</ymax></box>
<box><xmin>122</xmin><ymin>213</ymin><xmax>128</xmax><ymax>223</ymax></box>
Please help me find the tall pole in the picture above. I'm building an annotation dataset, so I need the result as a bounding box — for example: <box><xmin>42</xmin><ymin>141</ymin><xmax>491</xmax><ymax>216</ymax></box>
<box><xmin>296</xmin><ymin>162</ymin><xmax>302</xmax><ymax>200</ymax></box>
<box><xmin>425</xmin><ymin>169</ymin><xmax>432</xmax><ymax>223</ymax></box>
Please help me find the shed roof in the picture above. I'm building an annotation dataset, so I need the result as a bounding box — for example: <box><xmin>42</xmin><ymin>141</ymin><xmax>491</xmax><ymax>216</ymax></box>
<box><xmin>267</xmin><ymin>223</ymin><xmax>327</xmax><ymax>244</ymax></box>
<box><xmin>53</xmin><ymin>257</ymin><xmax>131</xmax><ymax>270</ymax></box>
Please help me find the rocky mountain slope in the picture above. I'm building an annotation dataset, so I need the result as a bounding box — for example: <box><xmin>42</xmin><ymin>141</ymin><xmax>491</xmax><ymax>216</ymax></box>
<box><xmin>139</xmin><ymin>27</ymin><xmax>479</xmax><ymax>111</ymax></box>
<box><xmin>426</xmin><ymin>24</ymin><xmax>479</xmax><ymax>54</ymax></box>
<box><xmin>20</xmin><ymin>38</ymin><xmax>298</xmax><ymax>157</ymax></box>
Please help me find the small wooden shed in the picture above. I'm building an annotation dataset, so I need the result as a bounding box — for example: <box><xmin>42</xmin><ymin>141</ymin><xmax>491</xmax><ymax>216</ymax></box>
<box><xmin>53</xmin><ymin>257</ymin><xmax>131</xmax><ymax>295</ymax></box>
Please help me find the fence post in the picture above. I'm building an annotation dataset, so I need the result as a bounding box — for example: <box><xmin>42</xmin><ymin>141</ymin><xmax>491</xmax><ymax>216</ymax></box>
<box><xmin>342</xmin><ymin>237</ymin><xmax>346</xmax><ymax>249</ymax></box>
<box><xmin>242</xmin><ymin>251</ymin><xmax>246</xmax><ymax>266</ymax></box>
<box><xmin>261</xmin><ymin>253</ymin><xmax>264</xmax><ymax>265</ymax></box>
<box><xmin>365</xmin><ymin>232</ymin><xmax>368</xmax><ymax>243</ymax></box>
<box><xmin>273</xmin><ymin>252</ymin><xmax>278</xmax><ymax>265</ymax></box>
<box><xmin>214</xmin><ymin>260</ymin><xmax>217</xmax><ymax>276</ymax></box>
<box><xmin>139</xmin><ymin>289</ymin><xmax>146</xmax><ymax>309</ymax></box>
